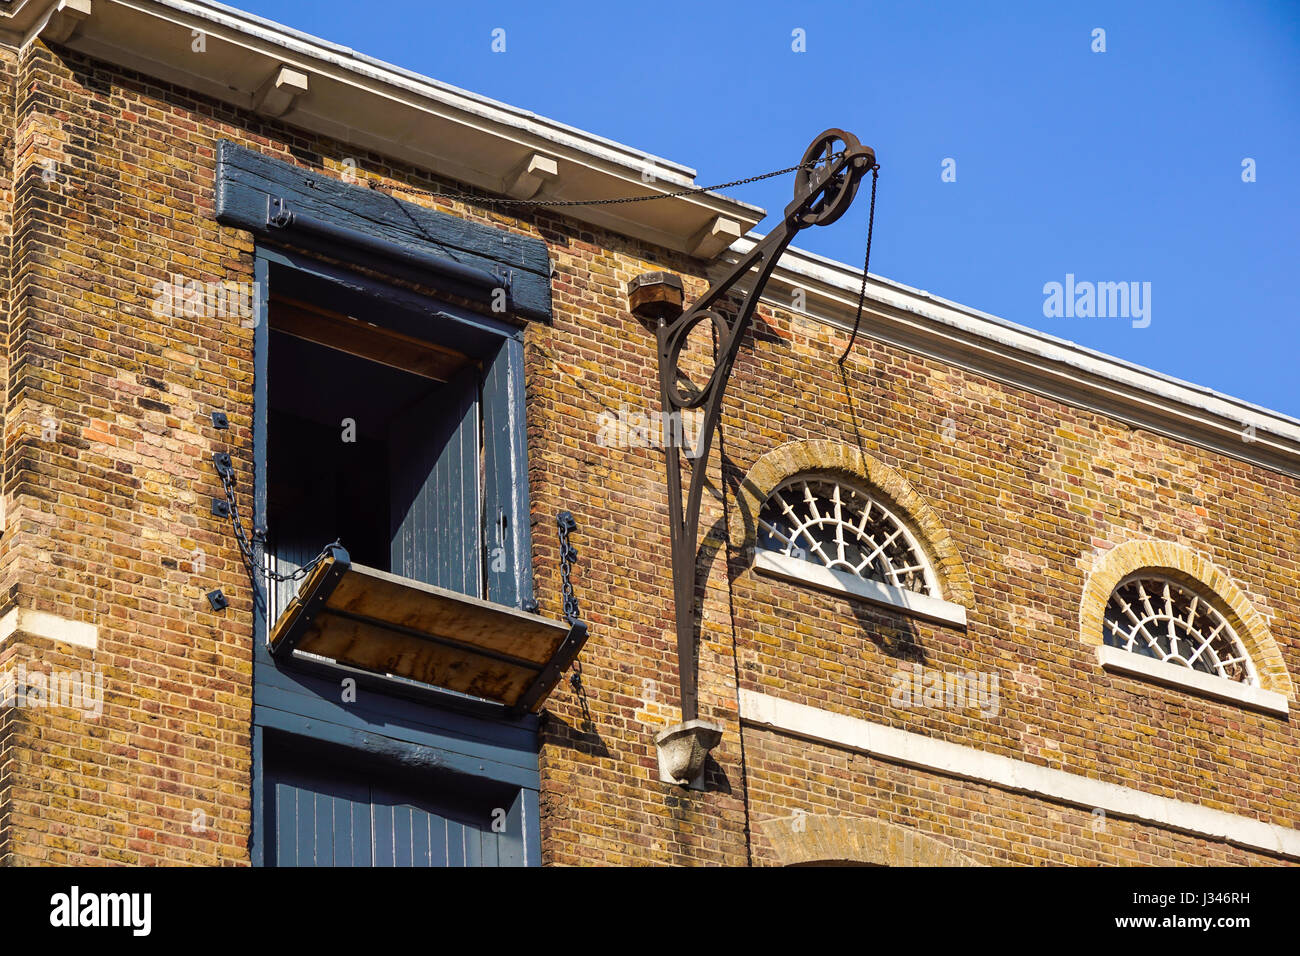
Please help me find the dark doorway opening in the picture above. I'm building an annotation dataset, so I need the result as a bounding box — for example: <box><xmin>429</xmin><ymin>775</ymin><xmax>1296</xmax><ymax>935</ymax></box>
<box><xmin>266</xmin><ymin>295</ymin><xmax>483</xmax><ymax>615</ymax></box>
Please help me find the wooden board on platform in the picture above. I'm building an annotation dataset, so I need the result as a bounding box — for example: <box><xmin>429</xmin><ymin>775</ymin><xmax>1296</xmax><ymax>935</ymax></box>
<box><xmin>267</xmin><ymin>554</ymin><xmax>573</xmax><ymax>712</ymax></box>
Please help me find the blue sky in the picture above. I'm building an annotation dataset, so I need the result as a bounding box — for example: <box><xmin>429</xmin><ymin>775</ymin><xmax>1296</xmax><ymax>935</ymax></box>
<box><xmin>234</xmin><ymin>0</ymin><xmax>1300</xmax><ymax>417</ymax></box>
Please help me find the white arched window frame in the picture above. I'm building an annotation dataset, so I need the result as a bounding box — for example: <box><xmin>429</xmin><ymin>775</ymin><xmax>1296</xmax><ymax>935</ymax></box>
<box><xmin>1103</xmin><ymin>574</ymin><xmax>1257</xmax><ymax>685</ymax></box>
<box><xmin>752</xmin><ymin>476</ymin><xmax>965</xmax><ymax>627</ymax></box>
<box><xmin>1095</xmin><ymin>572</ymin><xmax>1287</xmax><ymax>714</ymax></box>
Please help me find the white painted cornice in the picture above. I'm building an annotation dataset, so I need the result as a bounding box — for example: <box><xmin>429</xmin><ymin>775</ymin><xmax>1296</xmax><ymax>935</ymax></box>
<box><xmin>738</xmin><ymin>239</ymin><xmax>1300</xmax><ymax>479</ymax></box>
<box><xmin>11</xmin><ymin>0</ymin><xmax>766</xmax><ymax>255</ymax></box>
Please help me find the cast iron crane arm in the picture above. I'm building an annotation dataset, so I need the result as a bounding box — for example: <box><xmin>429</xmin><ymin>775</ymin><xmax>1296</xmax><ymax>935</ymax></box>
<box><xmin>657</xmin><ymin>129</ymin><xmax>877</xmax><ymax>721</ymax></box>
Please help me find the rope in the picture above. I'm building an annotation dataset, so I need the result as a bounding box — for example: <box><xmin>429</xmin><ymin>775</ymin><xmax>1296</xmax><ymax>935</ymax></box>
<box><xmin>838</xmin><ymin>165</ymin><xmax>879</xmax><ymax>364</ymax></box>
<box><xmin>367</xmin><ymin>153</ymin><xmax>845</xmax><ymax>208</ymax></box>
<box><xmin>376</xmin><ymin>152</ymin><xmax>881</xmax><ymax>364</ymax></box>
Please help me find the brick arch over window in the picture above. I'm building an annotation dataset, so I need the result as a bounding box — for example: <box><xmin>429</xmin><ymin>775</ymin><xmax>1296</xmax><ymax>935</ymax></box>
<box><xmin>730</xmin><ymin>440</ymin><xmax>974</xmax><ymax>608</ymax></box>
<box><xmin>758</xmin><ymin>815</ymin><xmax>979</xmax><ymax>867</ymax></box>
<box><xmin>1080</xmin><ymin>540</ymin><xmax>1294</xmax><ymax>699</ymax></box>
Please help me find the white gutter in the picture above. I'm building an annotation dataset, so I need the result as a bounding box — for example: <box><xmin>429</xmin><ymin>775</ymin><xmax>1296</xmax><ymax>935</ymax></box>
<box><xmin>735</xmin><ymin>237</ymin><xmax>1300</xmax><ymax>478</ymax></box>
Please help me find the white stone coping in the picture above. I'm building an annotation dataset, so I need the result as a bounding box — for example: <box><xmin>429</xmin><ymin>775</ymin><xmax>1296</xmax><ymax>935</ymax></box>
<box><xmin>752</xmin><ymin>549</ymin><xmax>968</xmax><ymax>628</ymax></box>
<box><xmin>1096</xmin><ymin>644</ymin><xmax>1289</xmax><ymax>716</ymax></box>
<box><xmin>739</xmin><ymin>689</ymin><xmax>1300</xmax><ymax>861</ymax></box>
<box><xmin>0</xmin><ymin>607</ymin><xmax>98</xmax><ymax>650</ymax></box>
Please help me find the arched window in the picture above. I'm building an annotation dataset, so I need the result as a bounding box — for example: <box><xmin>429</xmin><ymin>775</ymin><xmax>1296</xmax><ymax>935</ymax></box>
<box><xmin>751</xmin><ymin>474</ymin><xmax>969</xmax><ymax>628</ymax></box>
<box><xmin>735</xmin><ymin>443</ymin><xmax>971</xmax><ymax>628</ymax></box>
<box><xmin>1080</xmin><ymin>540</ymin><xmax>1291</xmax><ymax>713</ymax></box>
<box><xmin>757</xmin><ymin>477</ymin><xmax>939</xmax><ymax>596</ymax></box>
<box><xmin>1103</xmin><ymin>576</ymin><xmax>1256</xmax><ymax>685</ymax></box>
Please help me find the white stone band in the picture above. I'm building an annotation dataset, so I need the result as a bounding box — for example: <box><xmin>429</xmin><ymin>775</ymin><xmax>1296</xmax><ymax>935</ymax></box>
<box><xmin>739</xmin><ymin>689</ymin><xmax>1300</xmax><ymax>861</ymax></box>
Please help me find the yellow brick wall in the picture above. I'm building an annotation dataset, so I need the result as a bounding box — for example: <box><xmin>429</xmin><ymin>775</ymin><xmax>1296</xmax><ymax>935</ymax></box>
<box><xmin>0</xmin><ymin>40</ymin><xmax>1294</xmax><ymax>866</ymax></box>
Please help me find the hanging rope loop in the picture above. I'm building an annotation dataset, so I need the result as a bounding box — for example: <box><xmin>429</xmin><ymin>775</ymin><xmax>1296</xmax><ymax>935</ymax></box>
<box><xmin>372</xmin><ymin>144</ymin><xmax>882</xmax><ymax>366</ymax></box>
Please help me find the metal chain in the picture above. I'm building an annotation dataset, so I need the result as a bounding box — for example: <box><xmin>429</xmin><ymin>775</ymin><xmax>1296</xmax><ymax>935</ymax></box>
<box><xmin>556</xmin><ymin>511</ymin><xmax>580</xmax><ymax>624</ymax></box>
<box><xmin>558</xmin><ymin>510</ymin><xmax>592</xmax><ymax>720</ymax></box>
<box><xmin>838</xmin><ymin>164</ymin><xmax>880</xmax><ymax>363</ymax></box>
<box><xmin>369</xmin><ymin>152</ymin><xmax>846</xmax><ymax>208</ymax></box>
<box><xmin>213</xmin><ymin>455</ymin><xmax>338</xmax><ymax>610</ymax></box>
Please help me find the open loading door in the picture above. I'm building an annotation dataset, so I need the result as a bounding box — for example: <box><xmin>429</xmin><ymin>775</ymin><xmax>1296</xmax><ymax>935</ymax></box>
<box><xmin>267</xmin><ymin>546</ymin><xmax>588</xmax><ymax>715</ymax></box>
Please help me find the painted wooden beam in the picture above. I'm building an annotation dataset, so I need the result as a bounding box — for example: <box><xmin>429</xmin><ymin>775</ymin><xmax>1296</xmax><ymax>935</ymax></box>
<box><xmin>216</xmin><ymin>139</ymin><xmax>552</xmax><ymax>322</ymax></box>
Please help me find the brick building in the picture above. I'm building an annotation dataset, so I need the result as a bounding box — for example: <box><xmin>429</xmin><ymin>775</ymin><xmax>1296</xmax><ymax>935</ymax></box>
<box><xmin>0</xmin><ymin>0</ymin><xmax>1295</xmax><ymax>867</ymax></box>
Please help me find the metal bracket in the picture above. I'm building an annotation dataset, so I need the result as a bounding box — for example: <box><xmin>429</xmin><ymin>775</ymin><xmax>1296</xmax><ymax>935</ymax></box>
<box><xmin>656</xmin><ymin>129</ymin><xmax>876</xmax><ymax>721</ymax></box>
<box><xmin>211</xmin><ymin>498</ymin><xmax>231</xmax><ymax>518</ymax></box>
<box><xmin>512</xmin><ymin>620</ymin><xmax>589</xmax><ymax>717</ymax></box>
<box><xmin>267</xmin><ymin>195</ymin><xmax>295</xmax><ymax>229</ymax></box>
<box><xmin>211</xmin><ymin>411</ymin><xmax>229</xmax><ymax>430</ymax></box>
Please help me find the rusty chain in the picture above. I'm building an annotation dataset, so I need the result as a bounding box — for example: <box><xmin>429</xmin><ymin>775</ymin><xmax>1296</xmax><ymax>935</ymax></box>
<box><xmin>557</xmin><ymin>511</ymin><xmax>580</xmax><ymax>624</ymax></box>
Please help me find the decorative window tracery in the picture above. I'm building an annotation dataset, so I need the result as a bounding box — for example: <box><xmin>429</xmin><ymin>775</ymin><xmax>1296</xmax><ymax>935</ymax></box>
<box><xmin>756</xmin><ymin>477</ymin><xmax>938</xmax><ymax>597</ymax></box>
<box><xmin>1103</xmin><ymin>576</ymin><xmax>1256</xmax><ymax>685</ymax></box>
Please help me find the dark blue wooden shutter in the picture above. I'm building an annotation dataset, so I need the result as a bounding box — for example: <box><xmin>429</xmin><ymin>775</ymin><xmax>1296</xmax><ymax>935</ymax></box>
<box><xmin>481</xmin><ymin>338</ymin><xmax>534</xmax><ymax>608</ymax></box>
<box><xmin>271</xmin><ymin>755</ymin><xmax>373</xmax><ymax>867</ymax></box>
<box><xmin>388</xmin><ymin>367</ymin><xmax>482</xmax><ymax>596</ymax></box>
<box><xmin>265</xmin><ymin>738</ymin><xmax>527</xmax><ymax>867</ymax></box>
<box><xmin>369</xmin><ymin>784</ymin><xmax>523</xmax><ymax>867</ymax></box>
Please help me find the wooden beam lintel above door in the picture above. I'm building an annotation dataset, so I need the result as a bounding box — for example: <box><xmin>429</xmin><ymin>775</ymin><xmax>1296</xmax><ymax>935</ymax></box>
<box><xmin>270</xmin><ymin>294</ymin><xmax>473</xmax><ymax>382</ymax></box>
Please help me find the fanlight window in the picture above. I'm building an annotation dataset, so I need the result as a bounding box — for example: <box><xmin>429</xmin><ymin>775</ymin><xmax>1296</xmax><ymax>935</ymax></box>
<box><xmin>1103</xmin><ymin>577</ymin><xmax>1257</xmax><ymax>685</ymax></box>
<box><xmin>757</xmin><ymin>478</ymin><xmax>937</xmax><ymax>596</ymax></box>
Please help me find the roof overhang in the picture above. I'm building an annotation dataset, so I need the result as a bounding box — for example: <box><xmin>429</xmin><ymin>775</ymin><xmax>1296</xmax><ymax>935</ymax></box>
<box><xmin>8</xmin><ymin>0</ymin><xmax>765</xmax><ymax>257</ymax></box>
<box><xmin>0</xmin><ymin>0</ymin><xmax>91</xmax><ymax>45</ymax></box>
<box><xmin>743</xmin><ymin>239</ymin><xmax>1300</xmax><ymax>480</ymax></box>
